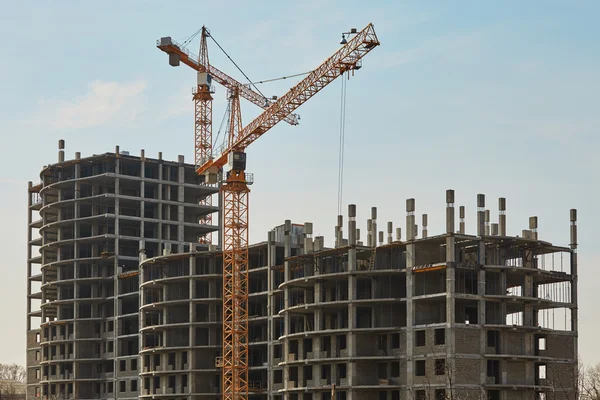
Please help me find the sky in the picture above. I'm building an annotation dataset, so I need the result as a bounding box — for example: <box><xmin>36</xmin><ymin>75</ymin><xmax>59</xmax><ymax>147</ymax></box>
<box><xmin>1</xmin><ymin>0</ymin><xmax>598</xmax><ymax>367</ymax></box>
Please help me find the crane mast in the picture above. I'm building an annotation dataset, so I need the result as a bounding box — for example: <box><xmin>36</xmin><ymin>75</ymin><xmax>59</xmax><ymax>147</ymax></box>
<box><xmin>157</xmin><ymin>23</ymin><xmax>380</xmax><ymax>400</ymax></box>
<box><xmin>193</xmin><ymin>27</ymin><xmax>214</xmax><ymax>244</ymax></box>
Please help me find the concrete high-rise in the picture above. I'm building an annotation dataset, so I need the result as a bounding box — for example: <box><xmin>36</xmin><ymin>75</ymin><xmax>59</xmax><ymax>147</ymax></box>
<box><xmin>26</xmin><ymin>142</ymin><xmax>218</xmax><ymax>400</ymax></box>
<box><xmin>137</xmin><ymin>191</ymin><xmax>578</xmax><ymax>400</ymax></box>
<box><xmin>26</xmin><ymin>143</ymin><xmax>578</xmax><ymax>400</ymax></box>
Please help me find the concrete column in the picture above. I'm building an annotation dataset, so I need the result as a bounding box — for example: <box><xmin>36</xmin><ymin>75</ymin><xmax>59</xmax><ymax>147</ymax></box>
<box><xmin>387</xmin><ymin>222</ymin><xmax>393</xmax><ymax>244</ymax></box>
<box><xmin>348</xmin><ymin>206</ymin><xmax>356</xmax><ymax>270</ymax></box>
<box><xmin>177</xmin><ymin>155</ymin><xmax>185</xmax><ymax>243</ymax></box>
<box><xmin>282</xmin><ymin>220</ymin><xmax>291</xmax><ymax>396</ymax></box>
<box><xmin>405</xmin><ymin>240</ymin><xmax>415</xmax><ymax>392</ymax></box>
<box><xmin>570</xmin><ymin>209</ymin><xmax>578</xmax><ymax>337</ymax></box>
<box><xmin>459</xmin><ymin>206</ymin><xmax>465</xmax><ymax>234</ymax></box>
<box><xmin>405</xmin><ymin>197</ymin><xmax>416</xmax><ymax>393</ymax></box>
<box><xmin>336</xmin><ymin>215</ymin><xmax>343</xmax><ymax>248</ymax></box>
<box><xmin>446</xmin><ymin>190</ymin><xmax>455</xmax><ymax>234</ymax></box>
<box><xmin>485</xmin><ymin>210</ymin><xmax>490</xmax><ymax>236</ymax></box>
<box><xmin>421</xmin><ymin>214</ymin><xmax>428</xmax><ymax>238</ymax></box>
<box><xmin>499</xmin><ymin>198</ymin><xmax>506</xmax><ymax>236</ymax></box>
<box><xmin>378</xmin><ymin>231</ymin><xmax>383</xmax><ymax>246</ymax></box>
<box><xmin>367</xmin><ymin>219</ymin><xmax>372</xmax><ymax>248</ymax></box>
<box><xmin>347</xmin><ymin>205</ymin><xmax>357</xmax><ymax>390</ymax></box>
<box><xmin>58</xmin><ymin>139</ymin><xmax>65</xmax><ymax>163</ymax></box>
<box><xmin>406</xmin><ymin>199</ymin><xmax>415</xmax><ymax>241</ymax></box>
<box><xmin>304</xmin><ymin>222</ymin><xmax>313</xmax><ymax>255</ymax></box>
<box><xmin>529</xmin><ymin>216</ymin><xmax>538</xmax><ymax>240</ymax></box>
<box><xmin>266</xmin><ymin>230</ymin><xmax>275</xmax><ymax>399</ymax></box>
<box><xmin>396</xmin><ymin>227</ymin><xmax>401</xmax><ymax>242</ymax></box>
<box><xmin>477</xmin><ymin>194</ymin><xmax>485</xmax><ymax>237</ymax></box>
<box><xmin>371</xmin><ymin>207</ymin><xmax>377</xmax><ymax>248</ymax></box>
<box><xmin>26</xmin><ymin>182</ymin><xmax>33</xmax><ymax>331</ymax></box>
<box><xmin>157</xmin><ymin>159</ymin><xmax>163</xmax><ymax>244</ymax></box>
<box><xmin>491</xmin><ymin>223</ymin><xmax>499</xmax><ymax>236</ymax></box>
<box><xmin>445</xmin><ymin>190</ymin><xmax>457</xmax><ymax>381</ymax></box>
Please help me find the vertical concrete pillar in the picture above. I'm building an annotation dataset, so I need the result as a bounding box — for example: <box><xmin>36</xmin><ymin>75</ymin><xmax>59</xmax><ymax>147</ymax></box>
<box><xmin>267</xmin><ymin>230</ymin><xmax>275</xmax><ymax>398</ymax></box>
<box><xmin>491</xmin><ymin>223</ymin><xmax>499</xmax><ymax>236</ymax></box>
<box><xmin>529</xmin><ymin>216</ymin><xmax>538</xmax><ymax>240</ymax></box>
<box><xmin>446</xmin><ymin>190</ymin><xmax>455</xmax><ymax>234</ymax></box>
<box><xmin>570</xmin><ymin>209</ymin><xmax>578</xmax><ymax>335</ymax></box>
<box><xmin>304</xmin><ymin>222</ymin><xmax>314</xmax><ymax>255</ymax></box>
<box><xmin>58</xmin><ymin>139</ymin><xmax>65</xmax><ymax>163</ymax></box>
<box><xmin>477</xmin><ymin>194</ymin><xmax>485</xmax><ymax>237</ymax></box>
<box><xmin>347</xmin><ymin>205</ymin><xmax>357</xmax><ymax>389</ymax></box>
<box><xmin>475</xmin><ymin>194</ymin><xmax>488</xmax><ymax>388</ymax></box>
<box><xmin>445</xmin><ymin>190</ymin><xmax>457</xmax><ymax>381</ymax></box>
<box><xmin>282</xmin><ymin>220</ymin><xmax>291</xmax><ymax>396</ymax></box>
<box><xmin>378</xmin><ymin>231</ymin><xmax>384</xmax><ymax>246</ymax></box>
<box><xmin>371</xmin><ymin>207</ymin><xmax>377</xmax><ymax>248</ymax></box>
<box><xmin>348</xmin><ymin>205</ymin><xmax>356</xmax><ymax>270</ymax></box>
<box><xmin>367</xmin><ymin>219</ymin><xmax>373</xmax><ymax>248</ymax></box>
<box><xmin>459</xmin><ymin>206</ymin><xmax>465</xmax><ymax>234</ymax></box>
<box><xmin>336</xmin><ymin>215</ymin><xmax>343</xmax><ymax>248</ymax></box>
<box><xmin>499</xmin><ymin>198</ymin><xmax>506</xmax><ymax>236</ymax></box>
<box><xmin>421</xmin><ymin>214</ymin><xmax>428</xmax><ymax>238</ymax></box>
<box><xmin>406</xmin><ymin>199</ymin><xmax>415</xmax><ymax>241</ymax></box>
<box><xmin>356</xmin><ymin>228</ymin><xmax>361</xmax><ymax>246</ymax></box>
<box><xmin>177</xmin><ymin>156</ymin><xmax>185</xmax><ymax>243</ymax></box>
<box><xmin>396</xmin><ymin>227</ymin><xmax>401</xmax><ymax>242</ymax></box>
<box><xmin>387</xmin><ymin>222</ymin><xmax>393</xmax><ymax>244</ymax></box>
<box><xmin>485</xmin><ymin>210</ymin><xmax>490</xmax><ymax>236</ymax></box>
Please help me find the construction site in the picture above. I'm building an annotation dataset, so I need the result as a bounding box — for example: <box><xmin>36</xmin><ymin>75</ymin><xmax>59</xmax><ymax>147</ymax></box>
<box><xmin>25</xmin><ymin>23</ymin><xmax>578</xmax><ymax>400</ymax></box>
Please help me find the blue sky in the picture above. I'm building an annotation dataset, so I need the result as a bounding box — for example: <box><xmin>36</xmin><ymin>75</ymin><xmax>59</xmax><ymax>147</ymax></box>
<box><xmin>1</xmin><ymin>1</ymin><xmax>598</xmax><ymax>366</ymax></box>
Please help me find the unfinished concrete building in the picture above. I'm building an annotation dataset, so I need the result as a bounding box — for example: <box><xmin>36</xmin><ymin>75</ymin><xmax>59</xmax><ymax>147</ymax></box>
<box><xmin>137</xmin><ymin>190</ymin><xmax>578</xmax><ymax>400</ymax></box>
<box><xmin>26</xmin><ymin>142</ymin><xmax>218</xmax><ymax>400</ymax></box>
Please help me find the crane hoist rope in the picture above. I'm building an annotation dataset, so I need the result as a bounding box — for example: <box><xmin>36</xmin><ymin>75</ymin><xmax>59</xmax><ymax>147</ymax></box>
<box><xmin>337</xmin><ymin>72</ymin><xmax>348</xmax><ymax>216</ymax></box>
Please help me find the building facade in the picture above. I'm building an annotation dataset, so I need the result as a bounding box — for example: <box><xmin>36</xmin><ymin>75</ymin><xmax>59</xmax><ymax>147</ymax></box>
<box><xmin>137</xmin><ymin>191</ymin><xmax>578</xmax><ymax>400</ymax></box>
<box><xmin>27</xmin><ymin>147</ymin><xmax>578</xmax><ymax>400</ymax></box>
<box><xmin>26</xmin><ymin>143</ymin><xmax>218</xmax><ymax>400</ymax></box>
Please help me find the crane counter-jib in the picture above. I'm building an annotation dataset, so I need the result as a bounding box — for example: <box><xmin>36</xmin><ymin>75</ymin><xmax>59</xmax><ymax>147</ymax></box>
<box><xmin>195</xmin><ymin>23</ymin><xmax>380</xmax><ymax>176</ymax></box>
<box><xmin>156</xmin><ymin>37</ymin><xmax>298</xmax><ymax>126</ymax></box>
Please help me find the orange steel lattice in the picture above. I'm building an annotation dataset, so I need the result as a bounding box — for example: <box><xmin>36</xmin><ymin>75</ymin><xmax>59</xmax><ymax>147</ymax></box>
<box><xmin>221</xmin><ymin>170</ymin><xmax>250</xmax><ymax>400</ymax></box>
<box><xmin>157</xmin><ymin>23</ymin><xmax>380</xmax><ymax>400</ymax></box>
<box><xmin>196</xmin><ymin>23</ymin><xmax>380</xmax><ymax>176</ymax></box>
<box><xmin>194</xmin><ymin>27</ymin><xmax>214</xmax><ymax>244</ymax></box>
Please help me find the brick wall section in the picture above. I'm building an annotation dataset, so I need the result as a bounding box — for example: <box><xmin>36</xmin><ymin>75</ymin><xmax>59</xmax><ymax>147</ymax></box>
<box><xmin>505</xmin><ymin>360</ymin><xmax>528</xmax><ymax>384</ymax></box>
<box><xmin>454</xmin><ymin>358</ymin><xmax>480</xmax><ymax>384</ymax></box>
<box><xmin>412</xmin><ymin>328</ymin><xmax>445</xmax><ymax>356</ymax></box>
<box><xmin>504</xmin><ymin>331</ymin><xmax>526</xmax><ymax>355</ymax></box>
<box><xmin>542</xmin><ymin>334</ymin><xmax>576</xmax><ymax>359</ymax></box>
<box><xmin>354</xmin><ymin>361</ymin><xmax>379</xmax><ymax>386</ymax></box>
<box><xmin>546</xmin><ymin>362</ymin><xmax>577</xmax><ymax>396</ymax></box>
<box><xmin>455</xmin><ymin>327</ymin><xmax>480</xmax><ymax>354</ymax></box>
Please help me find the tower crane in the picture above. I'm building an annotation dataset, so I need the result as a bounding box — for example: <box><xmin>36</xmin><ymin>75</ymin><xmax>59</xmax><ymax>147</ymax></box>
<box><xmin>157</xmin><ymin>23</ymin><xmax>380</xmax><ymax>400</ymax></box>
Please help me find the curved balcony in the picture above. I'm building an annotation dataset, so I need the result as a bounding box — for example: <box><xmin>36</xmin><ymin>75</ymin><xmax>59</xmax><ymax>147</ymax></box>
<box><xmin>278</xmin><ymin>267</ymin><xmax>403</xmax><ymax>290</ymax></box>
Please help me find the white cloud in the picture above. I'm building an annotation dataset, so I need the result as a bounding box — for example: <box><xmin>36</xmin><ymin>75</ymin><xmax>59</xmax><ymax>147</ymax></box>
<box><xmin>33</xmin><ymin>79</ymin><xmax>147</xmax><ymax>131</ymax></box>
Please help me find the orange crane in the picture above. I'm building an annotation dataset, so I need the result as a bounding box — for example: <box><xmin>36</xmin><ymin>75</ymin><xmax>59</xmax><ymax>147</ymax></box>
<box><xmin>158</xmin><ymin>28</ymin><xmax>299</xmax><ymax>244</ymax></box>
<box><xmin>157</xmin><ymin>23</ymin><xmax>380</xmax><ymax>400</ymax></box>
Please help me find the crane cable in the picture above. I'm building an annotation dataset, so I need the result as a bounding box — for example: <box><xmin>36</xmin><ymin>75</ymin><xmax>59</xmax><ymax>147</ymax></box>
<box><xmin>207</xmin><ymin>33</ymin><xmax>268</xmax><ymax>101</ymax></box>
<box><xmin>337</xmin><ymin>73</ymin><xmax>348</xmax><ymax>216</ymax></box>
<box><xmin>248</xmin><ymin>71</ymin><xmax>312</xmax><ymax>85</ymax></box>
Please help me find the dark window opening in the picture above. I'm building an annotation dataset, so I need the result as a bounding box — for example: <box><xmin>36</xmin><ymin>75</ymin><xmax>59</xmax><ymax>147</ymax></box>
<box><xmin>435</xmin><ymin>359</ymin><xmax>446</xmax><ymax>375</ymax></box>
<box><xmin>434</xmin><ymin>328</ymin><xmax>445</xmax><ymax>345</ymax></box>
<box><xmin>415</xmin><ymin>360</ymin><xmax>425</xmax><ymax>376</ymax></box>
<box><xmin>416</xmin><ymin>330</ymin><xmax>426</xmax><ymax>347</ymax></box>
